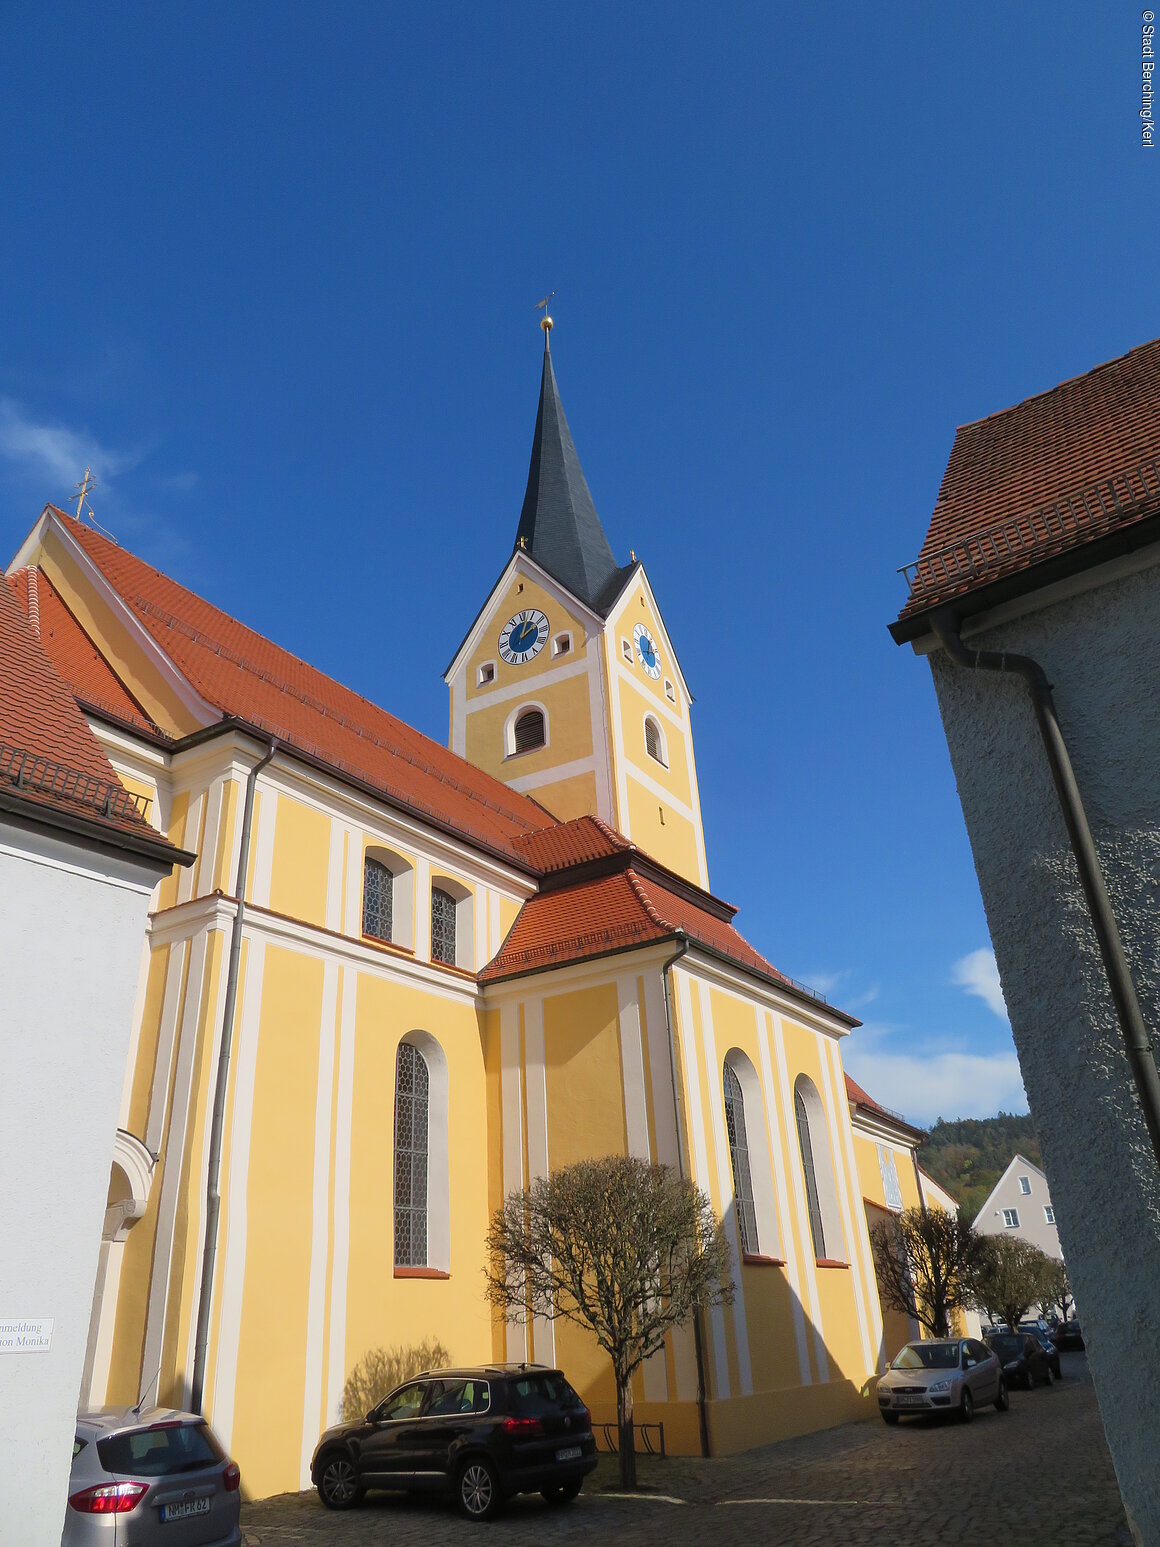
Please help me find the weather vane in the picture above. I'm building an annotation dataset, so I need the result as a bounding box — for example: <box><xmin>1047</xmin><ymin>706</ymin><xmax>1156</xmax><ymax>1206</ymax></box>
<box><xmin>535</xmin><ymin>290</ymin><xmax>556</xmax><ymax>341</ymax></box>
<box><xmin>74</xmin><ymin>467</ymin><xmax>97</xmax><ymax>523</ymax></box>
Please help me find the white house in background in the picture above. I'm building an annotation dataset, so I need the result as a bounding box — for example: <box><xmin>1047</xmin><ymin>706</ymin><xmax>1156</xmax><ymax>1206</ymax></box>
<box><xmin>0</xmin><ymin>574</ymin><xmax>189</xmax><ymax>1547</ymax></box>
<box><xmin>973</xmin><ymin>1154</ymin><xmax>1062</xmax><ymax>1261</ymax></box>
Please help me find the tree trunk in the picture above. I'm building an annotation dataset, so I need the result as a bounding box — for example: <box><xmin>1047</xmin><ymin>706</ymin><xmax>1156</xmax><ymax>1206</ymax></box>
<box><xmin>616</xmin><ymin>1372</ymin><xmax>636</xmax><ymax>1489</ymax></box>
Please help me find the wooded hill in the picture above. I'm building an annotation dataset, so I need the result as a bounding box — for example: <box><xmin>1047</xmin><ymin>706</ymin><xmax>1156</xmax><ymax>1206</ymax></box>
<box><xmin>919</xmin><ymin>1112</ymin><xmax>1042</xmax><ymax>1224</ymax></box>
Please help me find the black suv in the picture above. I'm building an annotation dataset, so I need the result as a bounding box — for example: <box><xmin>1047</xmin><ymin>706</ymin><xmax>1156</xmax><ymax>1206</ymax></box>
<box><xmin>310</xmin><ymin>1364</ymin><xmax>598</xmax><ymax>1520</ymax></box>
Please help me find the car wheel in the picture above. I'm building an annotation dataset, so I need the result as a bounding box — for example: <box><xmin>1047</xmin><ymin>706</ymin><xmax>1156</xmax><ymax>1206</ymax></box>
<box><xmin>959</xmin><ymin>1388</ymin><xmax>974</xmax><ymax>1423</ymax></box>
<box><xmin>995</xmin><ymin>1378</ymin><xmax>1009</xmax><ymax>1412</ymax></box>
<box><xmin>458</xmin><ymin>1457</ymin><xmax>502</xmax><ymax>1521</ymax></box>
<box><xmin>881</xmin><ymin>1410</ymin><xmax>900</xmax><ymax>1426</ymax></box>
<box><xmin>317</xmin><ymin>1452</ymin><xmax>363</xmax><ymax>1510</ymax></box>
<box><xmin>542</xmin><ymin>1478</ymin><xmax>584</xmax><ymax>1505</ymax></box>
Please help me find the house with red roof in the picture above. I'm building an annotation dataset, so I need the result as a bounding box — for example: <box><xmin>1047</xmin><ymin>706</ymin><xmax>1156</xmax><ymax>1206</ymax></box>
<box><xmin>891</xmin><ymin>335</ymin><xmax>1160</xmax><ymax>1539</ymax></box>
<box><xmin>5</xmin><ymin>330</ymin><xmax>929</xmax><ymax>1502</ymax></box>
<box><xmin>0</xmin><ymin>575</ymin><xmax>189</xmax><ymax>1542</ymax></box>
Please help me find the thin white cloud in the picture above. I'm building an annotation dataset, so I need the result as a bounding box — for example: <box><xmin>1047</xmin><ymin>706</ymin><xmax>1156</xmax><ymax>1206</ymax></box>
<box><xmin>803</xmin><ymin>969</ymin><xmax>847</xmax><ymax>996</ymax></box>
<box><xmin>846</xmin><ymin>982</ymin><xmax>880</xmax><ymax>1011</ymax></box>
<box><xmin>951</xmin><ymin>947</ymin><xmax>1009</xmax><ymax>1021</ymax></box>
<box><xmin>0</xmin><ymin>398</ymin><xmax>139</xmax><ymax>490</ymax></box>
<box><xmin>844</xmin><ymin>1044</ymin><xmax>1027</xmax><ymax>1125</ymax></box>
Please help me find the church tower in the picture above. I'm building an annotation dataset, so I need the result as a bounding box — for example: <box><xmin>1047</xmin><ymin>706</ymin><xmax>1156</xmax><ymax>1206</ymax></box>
<box><xmin>445</xmin><ymin>322</ymin><xmax>709</xmax><ymax>887</ymax></box>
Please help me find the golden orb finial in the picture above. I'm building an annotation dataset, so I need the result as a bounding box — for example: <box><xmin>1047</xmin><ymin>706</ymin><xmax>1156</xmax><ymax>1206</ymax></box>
<box><xmin>540</xmin><ymin>314</ymin><xmax>553</xmax><ymax>337</ymax></box>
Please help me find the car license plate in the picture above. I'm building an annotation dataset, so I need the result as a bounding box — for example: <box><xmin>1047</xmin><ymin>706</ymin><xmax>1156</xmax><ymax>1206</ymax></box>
<box><xmin>556</xmin><ymin>1445</ymin><xmax>582</xmax><ymax>1461</ymax></box>
<box><xmin>161</xmin><ymin>1497</ymin><xmax>211</xmax><ymax>1522</ymax></box>
<box><xmin>896</xmin><ymin>1395</ymin><xmax>926</xmax><ymax>1407</ymax></box>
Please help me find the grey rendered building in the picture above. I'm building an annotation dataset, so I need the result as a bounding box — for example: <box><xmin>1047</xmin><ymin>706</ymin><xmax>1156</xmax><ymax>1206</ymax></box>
<box><xmin>891</xmin><ymin>337</ymin><xmax>1160</xmax><ymax>1545</ymax></box>
<box><xmin>972</xmin><ymin>1153</ymin><xmax>1062</xmax><ymax>1262</ymax></box>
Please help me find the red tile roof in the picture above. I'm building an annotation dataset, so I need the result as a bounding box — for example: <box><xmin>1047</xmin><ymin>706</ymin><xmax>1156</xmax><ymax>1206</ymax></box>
<box><xmin>46</xmin><ymin>508</ymin><xmax>552</xmax><ymax>864</ymax></box>
<box><xmin>7</xmin><ymin>568</ymin><xmax>160</xmax><ymax>738</ymax></box>
<box><xmin>896</xmin><ymin>338</ymin><xmax>1160</xmax><ymax>629</ymax></box>
<box><xmin>0</xmin><ymin>577</ymin><xmax>177</xmax><ymax>856</ymax></box>
<box><xmin>512</xmin><ymin>813</ymin><xmax>634</xmax><ymax>873</ymax></box>
<box><xmin>479</xmin><ymin>854</ymin><xmax>821</xmax><ymax>1007</ymax></box>
<box><xmin>845</xmin><ymin>1073</ymin><xmax>925</xmax><ymax>1140</ymax></box>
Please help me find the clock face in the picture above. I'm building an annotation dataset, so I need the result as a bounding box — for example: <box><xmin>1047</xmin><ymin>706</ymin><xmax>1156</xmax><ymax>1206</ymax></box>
<box><xmin>499</xmin><ymin>608</ymin><xmax>550</xmax><ymax>665</ymax></box>
<box><xmin>633</xmin><ymin>622</ymin><xmax>661</xmax><ymax>679</ymax></box>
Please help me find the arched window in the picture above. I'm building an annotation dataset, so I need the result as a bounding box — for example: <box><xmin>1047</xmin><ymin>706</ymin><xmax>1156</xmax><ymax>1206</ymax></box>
<box><xmin>362</xmin><ymin>855</ymin><xmax>393</xmax><ymax>942</ymax></box>
<box><xmin>513</xmin><ymin>707</ymin><xmax>545</xmax><ymax>754</ymax></box>
<box><xmin>723</xmin><ymin>1063</ymin><xmax>759</xmax><ymax>1254</ymax></box>
<box><xmin>644</xmin><ymin>714</ymin><xmax>667</xmax><ymax>766</ymax></box>
<box><xmin>794</xmin><ymin>1074</ymin><xmax>844</xmax><ymax>1263</ymax></box>
<box><xmin>394</xmin><ymin>1041</ymin><xmax>430</xmax><ymax>1267</ymax></box>
<box><xmin>431</xmin><ymin>886</ymin><xmax>457</xmax><ymax>966</ymax></box>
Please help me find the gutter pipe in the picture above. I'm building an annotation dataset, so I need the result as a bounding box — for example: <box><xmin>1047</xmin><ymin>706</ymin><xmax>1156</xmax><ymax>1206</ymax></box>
<box><xmin>190</xmin><ymin>737</ymin><xmax>277</xmax><ymax>1414</ymax></box>
<box><xmin>929</xmin><ymin>608</ymin><xmax>1160</xmax><ymax>1176</ymax></box>
<box><xmin>661</xmin><ymin>933</ymin><xmax>711</xmax><ymax>1459</ymax></box>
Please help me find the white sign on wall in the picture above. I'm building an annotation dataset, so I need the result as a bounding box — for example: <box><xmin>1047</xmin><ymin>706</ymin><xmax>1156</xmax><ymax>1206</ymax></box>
<box><xmin>0</xmin><ymin>1318</ymin><xmax>53</xmax><ymax>1353</ymax></box>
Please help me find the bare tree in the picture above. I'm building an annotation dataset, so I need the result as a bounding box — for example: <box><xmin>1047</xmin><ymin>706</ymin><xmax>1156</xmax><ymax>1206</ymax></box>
<box><xmin>1041</xmin><ymin>1258</ymin><xmax>1074</xmax><ymax>1326</ymax></box>
<box><xmin>969</xmin><ymin>1235</ymin><xmax>1053</xmax><ymax>1331</ymax></box>
<box><xmin>869</xmin><ymin>1207</ymin><xmax>981</xmax><ymax>1339</ymax></box>
<box><xmin>484</xmin><ymin>1155</ymin><xmax>734</xmax><ymax>1488</ymax></box>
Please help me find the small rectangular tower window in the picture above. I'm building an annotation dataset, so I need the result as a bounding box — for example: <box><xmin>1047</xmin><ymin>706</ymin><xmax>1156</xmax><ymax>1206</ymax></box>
<box><xmin>551</xmin><ymin>632</ymin><xmax>571</xmax><ymax>657</ymax></box>
<box><xmin>621</xmin><ymin>638</ymin><xmax>633</xmax><ymax>662</ymax></box>
<box><xmin>477</xmin><ymin>662</ymin><xmax>496</xmax><ymax>686</ymax></box>
<box><xmin>664</xmin><ymin>678</ymin><xmax>676</xmax><ymax>702</ymax></box>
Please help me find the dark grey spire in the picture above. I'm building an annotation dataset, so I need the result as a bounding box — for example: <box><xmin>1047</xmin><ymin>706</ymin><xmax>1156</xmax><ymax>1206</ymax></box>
<box><xmin>514</xmin><ymin>337</ymin><xmax>623</xmax><ymax>611</ymax></box>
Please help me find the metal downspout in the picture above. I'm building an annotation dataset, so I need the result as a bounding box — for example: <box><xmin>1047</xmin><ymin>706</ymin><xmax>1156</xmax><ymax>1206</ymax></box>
<box><xmin>190</xmin><ymin>737</ymin><xmax>277</xmax><ymax>1415</ymax></box>
<box><xmin>661</xmin><ymin>934</ymin><xmax>711</xmax><ymax>1458</ymax></box>
<box><xmin>930</xmin><ymin>609</ymin><xmax>1160</xmax><ymax>1175</ymax></box>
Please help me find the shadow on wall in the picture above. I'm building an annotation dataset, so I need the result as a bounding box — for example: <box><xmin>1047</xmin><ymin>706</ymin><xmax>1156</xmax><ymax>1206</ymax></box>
<box><xmin>341</xmin><ymin>1339</ymin><xmax>451</xmax><ymax>1420</ymax></box>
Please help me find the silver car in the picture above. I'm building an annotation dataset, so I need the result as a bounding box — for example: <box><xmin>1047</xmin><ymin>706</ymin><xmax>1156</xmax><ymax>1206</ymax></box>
<box><xmin>877</xmin><ymin>1337</ymin><xmax>1008</xmax><ymax>1424</ymax></box>
<box><xmin>63</xmin><ymin>1407</ymin><xmax>241</xmax><ymax>1545</ymax></box>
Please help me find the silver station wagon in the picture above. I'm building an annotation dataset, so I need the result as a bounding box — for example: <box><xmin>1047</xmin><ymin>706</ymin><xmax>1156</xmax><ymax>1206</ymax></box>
<box><xmin>877</xmin><ymin>1337</ymin><xmax>1008</xmax><ymax>1424</ymax></box>
<box><xmin>64</xmin><ymin>1407</ymin><xmax>241</xmax><ymax>1546</ymax></box>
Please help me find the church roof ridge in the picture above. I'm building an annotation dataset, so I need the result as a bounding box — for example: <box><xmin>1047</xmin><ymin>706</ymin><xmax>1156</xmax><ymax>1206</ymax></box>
<box><xmin>513</xmin><ymin>339</ymin><xmax>624</xmax><ymax>611</ymax></box>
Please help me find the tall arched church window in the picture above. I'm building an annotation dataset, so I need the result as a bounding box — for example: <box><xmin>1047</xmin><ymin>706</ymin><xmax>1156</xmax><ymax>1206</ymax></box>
<box><xmin>431</xmin><ymin>887</ymin><xmax>457</xmax><ymax>966</ymax></box>
<box><xmin>513</xmin><ymin>707</ymin><xmax>545</xmax><ymax>754</ymax></box>
<box><xmin>795</xmin><ymin>1084</ymin><xmax>827</xmax><ymax>1259</ymax></box>
<box><xmin>394</xmin><ymin>1041</ymin><xmax>429</xmax><ymax>1267</ymax></box>
<box><xmin>362</xmin><ymin>855</ymin><xmax>393</xmax><ymax>942</ymax></box>
<box><xmin>723</xmin><ymin>1063</ymin><xmax>759</xmax><ymax>1254</ymax></box>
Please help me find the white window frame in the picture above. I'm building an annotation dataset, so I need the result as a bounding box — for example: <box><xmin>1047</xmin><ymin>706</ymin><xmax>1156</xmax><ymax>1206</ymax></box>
<box><xmin>793</xmin><ymin>1074</ymin><xmax>845</xmax><ymax>1262</ymax></box>
<box><xmin>723</xmin><ymin>1049</ymin><xmax>781</xmax><ymax>1259</ymax></box>
<box><xmin>394</xmin><ymin>1032</ymin><xmax>450</xmax><ymax>1273</ymax></box>
<box><xmin>1002</xmin><ymin>1207</ymin><xmax>1020</xmax><ymax>1228</ymax></box>
<box><xmin>429</xmin><ymin>874</ymin><xmax>474</xmax><ymax>971</ymax></box>
<box><xmin>643</xmin><ymin>713</ymin><xmax>668</xmax><ymax>768</ymax></box>
<box><xmin>361</xmin><ymin>844</ymin><xmax>415</xmax><ymax>950</ymax></box>
<box><xmin>621</xmin><ymin>637</ymin><xmax>633</xmax><ymax>663</ymax></box>
<box><xmin>1043</xmin><ymin>1205</ymin><xmax>1056</xmax><ymax>1225</ymax></box>
<box><xmin>1018</xmin><ymin>1175</ymin><xmax>1032</xmax><ymax>1196</ymax></box>
<box><xmin>504</xmin><ymin>700</ymin><xmax>549</xmax><ymax>758</ymax></box>
<box><xmin>551</xmin><ymin>631</ymin><xmax>572</xmax><ymax>658</ymax></box>
<box><xmin>664</xmin><ymin>677</ymin><xmax>676</xmax><ymax>703</ymax></box>
<box><xmin>477</xmin><ymin>661</ymin><xmax>496</xmax><ymax>687</ymax></box>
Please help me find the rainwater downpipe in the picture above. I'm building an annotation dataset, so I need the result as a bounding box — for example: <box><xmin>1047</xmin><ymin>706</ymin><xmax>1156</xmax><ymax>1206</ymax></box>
<box><xmin>190</xmin><ymin>736</ymin><xmax>277</xmax><ymax>1415</ymax></box>
<box><xmin>929</xmin><ymin>608</ymin><xmax>1160</xmax><ymax>1175</ymax></box>
<box><xmin>661</xmin><ymin>933</ymin><xmax>711</xmax><ymax>1459</ymax></box>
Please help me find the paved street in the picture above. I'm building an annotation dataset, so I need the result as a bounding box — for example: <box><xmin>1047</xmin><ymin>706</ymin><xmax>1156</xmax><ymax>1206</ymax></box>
<box><xmin>242</xmin><ymin>1354</ymin><xmax>1130</xmax><ymax>1546</ymax></box>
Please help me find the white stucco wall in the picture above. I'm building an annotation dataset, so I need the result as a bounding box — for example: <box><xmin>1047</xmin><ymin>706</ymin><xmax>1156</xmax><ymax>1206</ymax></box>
<box><xmin>973</xmin><ymin>1157</ymin><xmax>1063</xmax><ymax>1260</ymax></box>
<box><xmin>924</xmin><ymin>553</ymin><xmax>1160</xmax><ymax>1542</ymax></box>
<box><xmin>0</xmin><ymin>817</ymin><xmax>162</xmax><ymax>1547</ymax></box>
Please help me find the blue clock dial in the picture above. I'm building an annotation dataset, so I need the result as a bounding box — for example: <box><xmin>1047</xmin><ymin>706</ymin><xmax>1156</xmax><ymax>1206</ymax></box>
<box><xmin>632</xmin><ymin>622</ymin><xmax>662</xmax><ymax>679</ymax></box>
<box><xmin>499</xmin><ymin>608</ymin><xmax>550</xmax><ymax>665</ymax></box>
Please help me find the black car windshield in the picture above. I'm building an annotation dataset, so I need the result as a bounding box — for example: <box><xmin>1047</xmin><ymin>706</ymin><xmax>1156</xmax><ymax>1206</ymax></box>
<box><xmin>988</xmin><ymin>1334</ymin><xmax>1025</xmax><ymax>1356</ymax></box>
<box><xmin>890</xmin><ymin>1342</ymin><xmax>959</xmax><ymax>1370</ymax></box>
<box><xmin>97</xmin><ymin>1422</ymin><xmax>224</xmax><ymax>1477</ymax></box>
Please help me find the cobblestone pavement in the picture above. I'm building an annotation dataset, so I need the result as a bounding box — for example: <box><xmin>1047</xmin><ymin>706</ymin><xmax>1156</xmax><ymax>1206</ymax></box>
<box><xmin>241</xmin><ymin>1353</ymin><xmax>1131</xmax><ymax>1546</ymax></box>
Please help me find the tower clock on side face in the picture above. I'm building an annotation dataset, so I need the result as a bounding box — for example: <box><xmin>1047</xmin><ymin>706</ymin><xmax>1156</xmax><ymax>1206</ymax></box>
<box><xmin>499</xmin><ymin>609</ymin><xmax>550</xmax><ymax>664</ymax></box>
<box><xmin>633</xmin><ymin>622</ymin><xmax>661</xmax><ymax>679</ymax></box>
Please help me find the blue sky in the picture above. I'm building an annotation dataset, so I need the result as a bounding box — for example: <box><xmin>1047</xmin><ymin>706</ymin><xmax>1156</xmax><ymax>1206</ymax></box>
<box><xmin>1</xmin><ymin>5</ymin><xmax>1153</xmax><ymax>1122</ymax></box>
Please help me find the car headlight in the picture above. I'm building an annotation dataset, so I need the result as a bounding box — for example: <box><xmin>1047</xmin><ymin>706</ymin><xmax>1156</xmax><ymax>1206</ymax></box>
<box><xmin>927</xmin><ymin>1379</ymin><xmax>951</xmax><ymax>1393</ymax></box>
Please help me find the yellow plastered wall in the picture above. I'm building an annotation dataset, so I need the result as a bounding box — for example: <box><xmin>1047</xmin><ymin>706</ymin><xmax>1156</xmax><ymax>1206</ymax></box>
<box><xmin>465</xmin><ymin>671</ymin><xmax>594</xmax><ymax>779</ymax></box>
<box><xmin>624</xmin><ymin>779</ymin><xmax>702</xmax><ymax>881</ymax></box>
<box><xmin>268</xmin><ymin>795</ymin><xmax>331</xmax><ymax>929</ymax></box>
<box><xmin>465</xmin><ymin>574</ymin><xmax>590</xmax><ymax>701</ymax></box>
<box><xmin>523</xmin><ymin>769</ymin><xmax>599</xmax><ymax>823</ymax></box>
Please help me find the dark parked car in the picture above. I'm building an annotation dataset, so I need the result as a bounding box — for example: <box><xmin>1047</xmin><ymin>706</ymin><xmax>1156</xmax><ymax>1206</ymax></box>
<box><xmin>1019</xmin><ymin>1322</ymin><xmax>1062</xmax><ymax>1379</ymax></box>
<box><xmin>985</xmin><ymin>1331</ymin><xmax>1055</xmax><ymax>1388</ymax></box>
<box><xmin>1053</xmin><ymin>1319</ymin><xmax>1085</xmax><ymax>1351</ymax></box>
<box><xmin>311</xmin><ymin>1364</ymin><xmax>597</xmax><ymax>1520</ymax></box>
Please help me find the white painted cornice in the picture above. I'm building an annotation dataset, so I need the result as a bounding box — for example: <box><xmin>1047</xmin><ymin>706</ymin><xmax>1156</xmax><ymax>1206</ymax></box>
<box><xmin>677</xmin><ymin>948</ymin><xmax>854</xmax><ymax>1040</ymax></box>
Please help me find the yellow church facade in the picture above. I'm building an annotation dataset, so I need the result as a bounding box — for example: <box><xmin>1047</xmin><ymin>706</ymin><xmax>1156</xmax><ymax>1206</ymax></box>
<box><xmin>7</xmin><ymin>332</ymin><xmax>936</xmax><ymax>1501</ymax></box>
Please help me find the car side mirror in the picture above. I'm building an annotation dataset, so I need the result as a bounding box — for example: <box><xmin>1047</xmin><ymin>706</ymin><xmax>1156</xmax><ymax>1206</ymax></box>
<box><xmin>961</xmin><ymin>1354</ymin><xmax>971</xmax><ymax>1369</ymax></box>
